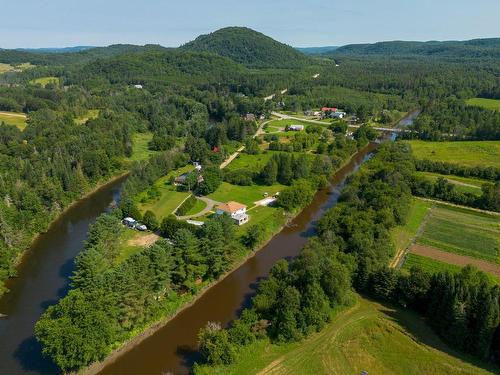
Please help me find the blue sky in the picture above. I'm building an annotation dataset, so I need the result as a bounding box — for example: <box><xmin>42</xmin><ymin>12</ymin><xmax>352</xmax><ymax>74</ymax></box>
<box><xmin>1</xmin><ymin>0</ymin><xmax>499</xmax><ymax>48</ymax></box>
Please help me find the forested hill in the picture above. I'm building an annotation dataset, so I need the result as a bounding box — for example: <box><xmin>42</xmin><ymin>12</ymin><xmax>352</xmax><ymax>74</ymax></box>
<box><xmin>0</xmin><ymin>44</ymin><xmax>169</xmax><ymax>66</ymax></box>
<box><xmin>330</xmin><ymin>38</ymin><xmax>500</xmax><ymax>58</ymax></box>
<box><xmin>180</xmin><ymin>27</ymin><xmax>311</xmax><ymax>68</ymax></box>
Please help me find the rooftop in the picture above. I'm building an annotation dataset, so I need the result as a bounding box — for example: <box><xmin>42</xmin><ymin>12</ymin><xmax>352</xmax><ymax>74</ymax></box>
<box><xmin>217</xmin><ymin>201</ymin><xmax>247</xmax><ymax>213</ymax></box>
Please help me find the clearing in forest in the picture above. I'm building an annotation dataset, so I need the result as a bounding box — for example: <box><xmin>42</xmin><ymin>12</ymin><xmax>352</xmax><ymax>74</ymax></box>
<box><xmin>0</xmin><ymin>111</ymin><xmax>27</xmax><ymax>130</ymax></box>
<box><xmin>466</xmin><ymin>97</ymin><xmax>500</xmax><ymax>111</ymax></box>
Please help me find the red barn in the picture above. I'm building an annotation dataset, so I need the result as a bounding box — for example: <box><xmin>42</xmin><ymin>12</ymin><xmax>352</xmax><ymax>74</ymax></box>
<box><xmin>321</xmin><ymin>107</ymin><xmax>337</xmax><ymax>112</ymax></box>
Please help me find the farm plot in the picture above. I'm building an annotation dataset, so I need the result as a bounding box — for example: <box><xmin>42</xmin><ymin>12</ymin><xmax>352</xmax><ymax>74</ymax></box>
<box><xmin>416</xmin><ymin>205</ymin><xmax>499</xmax><ymax>263</ymax></box>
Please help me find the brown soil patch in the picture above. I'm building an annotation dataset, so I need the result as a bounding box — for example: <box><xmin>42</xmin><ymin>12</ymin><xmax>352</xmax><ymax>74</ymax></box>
<box><xmin>128</xmin><ymin>233</ymin><xmax>160</xmax><ymax>247</ymax></box>
<box><xmin>410</xmin><ymin>244</ymin><xmax>500</xmax><ymax>277</ymax></box>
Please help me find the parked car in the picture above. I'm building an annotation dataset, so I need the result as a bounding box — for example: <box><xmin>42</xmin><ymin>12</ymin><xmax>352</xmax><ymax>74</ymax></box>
<box><xmin>135</xmin><ymin>223</ymin><xmax>147</xmax><ymax>231</ymax></box>
<box><xmin>122</xmin><ymin>217</ymin><xmax>137</xmax><ymax>228</ymax></box>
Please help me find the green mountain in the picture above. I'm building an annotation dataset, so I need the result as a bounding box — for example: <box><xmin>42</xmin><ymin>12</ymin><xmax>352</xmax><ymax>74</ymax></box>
<box><xmin>0</xmin><ymin>44</ymin><xmax>169</xmax><ymax>66</ymax></box>
<box><xmin>180</xmin><ymin>27</ymin><xmax>310</xmax><ymax>68</ymax></box>
<box><xmin>331</xmin><ymin>38</ymin><xmax>500</xmax><ymax>58</ymax></box>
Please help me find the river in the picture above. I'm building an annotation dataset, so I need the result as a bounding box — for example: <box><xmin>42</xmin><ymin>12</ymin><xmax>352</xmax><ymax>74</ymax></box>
<box><xmin>95</xmin><ymin>143</ymin><xmax>378</xmax><ymax>375</ymax></box>
<box><xmin>0</xmin><ymin>177</ymin><xmax>126</xmax><ymax>375</ymax></box>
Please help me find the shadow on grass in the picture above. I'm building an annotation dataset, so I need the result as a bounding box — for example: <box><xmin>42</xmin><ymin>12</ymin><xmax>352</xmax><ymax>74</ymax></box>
<box><xmin>367</xmin><ymin>294</ymin><xmax>500</xmax><ymax>374</ymax></box>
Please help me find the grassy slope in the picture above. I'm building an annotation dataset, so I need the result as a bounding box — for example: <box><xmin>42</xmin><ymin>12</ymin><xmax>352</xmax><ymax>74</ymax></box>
<box><xmin>417</xmin><ymin>204</ymin><xmax>499</xmax><ymax>263</ymax></box>
<box><xmin>195</xmin><ymin>296</ymin><xmax>496</xmax><ymax>375</ymax></box>
<box><xmin>409</xmin><ymin>140</ymin><xmax>500</xmax><ymax>168</ymax></box>
<box><xmin>183</xmin><ymin>198</ymin><xmax>207</xmax><ymax>216</ymax></box>
<box><xmin>466</xmin><ymin>98</ymin><xmax>500</xmax><ymax>111</ymax></box>
<box><xmin>0</xmin><ymin>111</ymin><xmax>27</xmax><ymax>130</ymax></box>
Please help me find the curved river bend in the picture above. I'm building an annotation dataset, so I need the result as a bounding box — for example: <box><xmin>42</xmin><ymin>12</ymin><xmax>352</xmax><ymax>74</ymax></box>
<box><xmin>0</xmin><ymin>177</ymin><xmax>125</xmax><ymax>375</ymax></box>
<box><xmin>97</xmin><ymin>143</ymin><xmax>378</xmax><ymax>375</ymax></box>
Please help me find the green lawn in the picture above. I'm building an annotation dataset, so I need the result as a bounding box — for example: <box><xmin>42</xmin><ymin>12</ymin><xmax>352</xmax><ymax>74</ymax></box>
<box><xmin>183</xmin><ymin>198</ymin><xmax>207</xmax><ymax>216</ymax></box>
<box><xmin>267</xmin><ymin>119</ymin><xmax>324</xmax><ymax>129</ymax></box>
<box><xmin>466</xmin><ymin>98</ymin><xmax>500</xmax><ymax>111</ymax></box>
<box><xmin>129</xmin><ymin>132</ymin><xmax>156</xmax><ymax>162</ymax></box>
<box><xmin>136</xmin><ymin>165</ymin><xmax>194</xmax><ymax>219</ymax></box>
<box><xmin>75</xmin><ymin>109</ymin><xmax>100</xmax><ymax>125</ymax></box>
<box><xmin>207</xmin><ymin>182</ymin><xmax>285</xmax><ymax>207</ymax></box>
<box><xmin>415</xmin><ymin>171</ymin><xmax>486</xmax><ymax>196</ymax></box>
<box><xmin>194</xmin><ymin>296</ymin><xmax>496</xmax><ymax>375</ymax></box>
<box><xmin>29</xmin><ymin>76</ymin><xmax>59</xmax><ymax>87</ymax></box>
<box><xmin>0</xmin><ymin>111</ymin><xmax>27</xmax><ymax>130</ymax></box>
<box><xmin>390</xmin><ymin>198</ymin><xmax>431</xmax><ymax>256</ymax></box>
<box><xmin>417</xmin><ymin>204</ymin><xmax>499</xmax><ymax>263</ymax></box>
<box><xmin>409</xmin><ymin>140</ymin><xmax>500</xmax><ymax>168</ymax></box>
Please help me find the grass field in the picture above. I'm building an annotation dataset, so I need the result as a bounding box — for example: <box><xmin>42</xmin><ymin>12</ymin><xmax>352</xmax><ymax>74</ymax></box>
<box><xmin>390</xmin><ymin>198</ymin><xmax>431</xmax><ymax>257</ymax></box>
<box><xmin>225</xmin><ymin>152</ymin><xmax>275</xmax><ymax>173</ymax></box>
<box><xmin>0</xmin><ymin>62</ymin><xmax>34</xmax><ymax>74</ymax></box>
<box><xmin>0</xmin><ymin>111</ymin><xmax>27</xmax><ymax>130</ymax></box>
<box><xmin>128</xmin><ymin>132</ymin><xmax>155</xmax><ymax>162</ymax></box>
<box><xmin>466</xmin><ymin>98</ymin><xmax>500</xmax><ymax>111</ymax></box>
<box><xmin>415</xmin><ymin>171</ymin><xmax>485</xmax><ymax>196</ymax></box>
<box><xmin>417</xmin><ymin>204</ymin><xmax>499</xmax><ymax>263</ymax></box>
<box><xmin>409</xmin><ymin>140</ymin><xmax>500</xmax><ymax>168</ymax></box>
<box><xmin>207</xmin><ymin>182</ymin><xmax>285</xmax><ymax>207</ymax></box>
<box><xmin>29</xmin><ymin>76</ymin><xmax>59</xmax><ymax>87</ymax></box>
<box><xmin>183</xmin><ymin>198</ymin><xmax>207</xmax><ymax>216</ymax></box>
<box><xmin>75</xmin><ymin>109</ymin><xmax>100</xmax><ymax>125</ymax></box>
<box><xmin>136</xmin><ymin>165</ymin><xmax>194</xmax><ymax>218</ymax></box>
<box><xmin>195</xmin><ymin>296</ymin><xmax>497</xmax><ymax>375</ymax></box>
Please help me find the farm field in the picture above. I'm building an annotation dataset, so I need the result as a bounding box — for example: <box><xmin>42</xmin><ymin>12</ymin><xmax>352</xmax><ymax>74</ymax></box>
<box><xmin>29</xmin><ymin>76</ymin><xmax>59</xmax><ymax>87</ymax></box>
<box><xmin>416</xmin><ymin>204</ymin><xmax>499</xmax><ymax>263</ymax></box>
<box><xmin>207</xmin><ymin>182</ymin><xmax>285</xmax><ymax>207</ymax></box>
<box><xmin>135</xmin><ymin>165</ymin><xmax>194</xmax><ymax>218</ymax></box>
<box><xmin>415</xmin><ymin>171</ymin><xmax>486</xmax><ymax>195</ymax></box>
<box><xmin>194</xmin><ymin>296</ymin><xmax>497</xmax><ymax>375</ymax></box>
<box><xmin>403</xmin><ymin>253</ymin><xmax>462</xmax><ymax>274</ymax></box>
<box><xmin>409</xmin><ymin>140</ymin><xmax>500</xmax><ymax>168</ymax></box>
<box><xmin>0</xmin><ymin>111</ymin><xmax>27</xmax><ymax>130</ymax></box>
<box><xmin>225</xmin><ymin>152</ymin><xmax>275</xmax><ymax>173</ymax></box>
<box><xmin>466</xmin><ymin>97</ymin><xmax>500</xmax><ymax>111</ymax></box>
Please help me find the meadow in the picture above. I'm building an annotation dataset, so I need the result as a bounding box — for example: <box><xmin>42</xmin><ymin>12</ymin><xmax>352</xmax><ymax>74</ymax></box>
<box><xmin>466</xmin><ymin>97</ymin><xmax>500</xmax><ymax>111</ymax></box>
<box><xmin>409</xmin><ymin>140</ymin><xmax>500</xmax><ymax>168</ymax></box>
<box><xmin>194</xmin><ymin>296</ymin><xmax>497</xmax><ymax>375</ymax></box>
<box><xmin>0</xmin><ymin>111</ymin><xmax>27</xmax><ymax>130</ymax></box>
<box><xmin>403</xmin><ymin>253</ymin><xmax>462</xmax><ymax>274</ymax></box>
<box><xmin>416</xmin><ymin>204</ymin><xmax>499</xmax><ymax>263</ymax></box>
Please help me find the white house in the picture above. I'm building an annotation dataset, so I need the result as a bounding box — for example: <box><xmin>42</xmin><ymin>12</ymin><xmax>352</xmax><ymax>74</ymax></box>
<box><xmin>216</xmin><ymin>201</ymin><xmax>249</xmax><ymax>225</ymax></box>
<box><xmin>288</xmin><ymin>124</ymin><xmax>304</xmax><ymax>131</ymax></box>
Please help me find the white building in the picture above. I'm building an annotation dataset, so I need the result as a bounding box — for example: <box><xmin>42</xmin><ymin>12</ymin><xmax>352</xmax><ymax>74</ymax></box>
<box><xmin>288</xmin><ymin>124</ymin><xmax>305</xmax><ymax>131</ymax></box>
<box><xmin>216</xmin><ymin>201</ymin><xmax>249</xmax><ymax>225</ymax></box>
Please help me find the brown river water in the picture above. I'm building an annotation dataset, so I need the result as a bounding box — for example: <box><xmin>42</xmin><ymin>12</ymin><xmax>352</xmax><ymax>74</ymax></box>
<box><xmin>0</xmin><ymin>142</ymin><xmax>379</xmax><ymax>375</ymax></box>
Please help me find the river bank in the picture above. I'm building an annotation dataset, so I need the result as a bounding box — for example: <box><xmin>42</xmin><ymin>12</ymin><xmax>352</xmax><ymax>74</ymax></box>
<box><xmin>0</xmin><ymin>171</ymin><xmax>130</xmax><ymax>299</ymax></box>
<box><xmin>77</xmin><ymin>143</ymin><xmax>377</xmax><ymax>375</ymax></box>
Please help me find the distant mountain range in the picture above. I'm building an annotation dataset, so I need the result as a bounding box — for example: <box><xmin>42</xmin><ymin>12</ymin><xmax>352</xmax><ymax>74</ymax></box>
<box><xmin>14</xmin><ymin>46</ymin><xmax>96</xmax><ymax>53</ymax></box>
<box><xmin>295</xmin><ymin>46</ymin><xmax>338</xmax><ymax>55</ymax></box>
<box><xmin>1</xmin><ymin>30</ymin><xmax>499</xmax><ymax>69</ymax></box>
